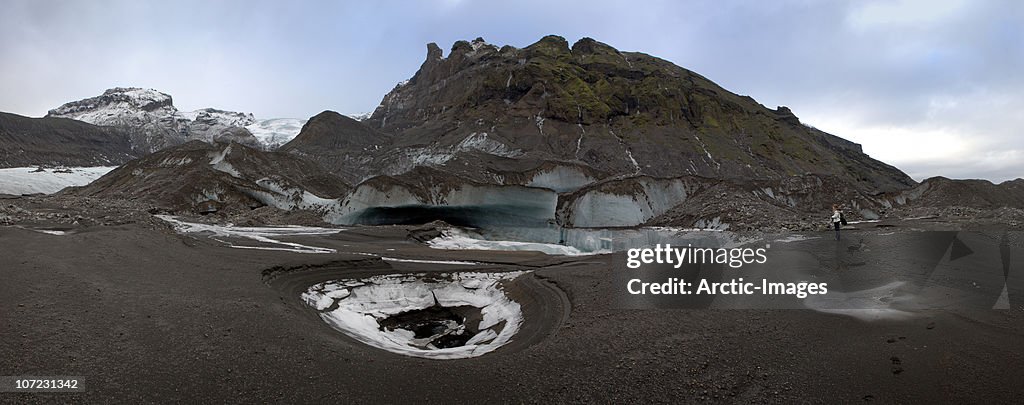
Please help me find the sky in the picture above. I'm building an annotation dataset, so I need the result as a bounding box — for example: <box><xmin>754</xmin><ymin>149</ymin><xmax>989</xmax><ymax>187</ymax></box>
<box><xmin>1</xmin><ymin>0</ymin><xmax>1021</xmax><ymax>182</ymax></box>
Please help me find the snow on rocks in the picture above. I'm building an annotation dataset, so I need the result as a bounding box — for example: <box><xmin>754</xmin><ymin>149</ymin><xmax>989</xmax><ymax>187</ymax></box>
<box><xmin>47</xmin><ymin>87</ymin><xmax>303</xmax><ymax>151</ymax></box>
<box><xmin>301</xmin><ymin>271</ymin><xmax>526</xmax><ymax>359</ymax></box>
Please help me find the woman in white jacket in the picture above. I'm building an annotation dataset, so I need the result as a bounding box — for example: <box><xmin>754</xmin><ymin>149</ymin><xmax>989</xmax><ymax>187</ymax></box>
<box><xmin>831</xmin><ymin>204</ymin><xmax>842</xmax><ymax>241</ymax></box>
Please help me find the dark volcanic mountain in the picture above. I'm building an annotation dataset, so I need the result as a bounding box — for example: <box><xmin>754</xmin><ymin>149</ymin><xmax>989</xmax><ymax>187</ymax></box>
<box><xmin>0</xmin><ymin>111</ymin><xmax>138</xmax><ymax>168</ymax></box>
<box><xmin>270</xmin><ymin>36</ymin><xmax>920</xmax><ymax>227</ymax></box>
<box><xmin>279</xmin><ymin>111</ymin><xmax>390</xmax><ymax>184</ymax></box>
<box><xmin>337</xmin><ymin>36</ymin><xmax>913</xmax><ymax>194</ymax></box>
<box><xmin>71</xmin><ymin>141</ymin><xmax>349</xmax><ymax>215</ymax></box>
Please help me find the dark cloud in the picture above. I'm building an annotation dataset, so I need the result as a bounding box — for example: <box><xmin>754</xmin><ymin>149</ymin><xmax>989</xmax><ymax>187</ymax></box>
<box><xmin>0</xmin><ymin>0</ymin><xmax>1020</xmax><ymax>181</ymax></box>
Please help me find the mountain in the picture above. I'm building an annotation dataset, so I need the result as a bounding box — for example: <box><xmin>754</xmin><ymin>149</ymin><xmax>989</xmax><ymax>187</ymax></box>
<box><xmin>279</xmin><ymin>111</ymin><xmax>390</xmax><ymax>184</ymax></box>
<box><xmin>286</xmin><ymin>37</ymin><xmax>913</xmax><ymax>192</ymax></box>
<box><xmin>58</xmin><ymin>36</ymin><xmax>1022</xmax><ymax>229</ymax></box>
<box><xmin>270</xmin><ymin>36</ymin><xmax>918</xmax><ymax>227</ymax></box>
<box><xmin>70</xmin><ymin>141</ymin><xmax>349</xmax><ymax>215</ymax></box>
<box><xmin>46</xmin><ymin>87</ymin><xmax>302</xmax><ymax>152</ymax></box>
<box><xmin>351</xmin><ymin>36</ymin><xmax>914</xmax><ymax>193</ymax></box>
<box><xmin>0</xmin><ymin>111</ymin><xmax>137</xmax><ymax>168</ymax></box>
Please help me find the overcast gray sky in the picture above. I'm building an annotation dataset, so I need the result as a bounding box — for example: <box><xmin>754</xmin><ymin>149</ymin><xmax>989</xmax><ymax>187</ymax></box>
<box><xmin>1</xmin><ymin>0</ymin><xmax>1021</xmax><ymax>182</ymax></box>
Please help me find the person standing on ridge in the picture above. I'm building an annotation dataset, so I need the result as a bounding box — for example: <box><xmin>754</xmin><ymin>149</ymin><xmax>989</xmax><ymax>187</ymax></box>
<box><xmin>831</xmin><ymin>204</ymin><xmax>843</xmax><ymax>241</ymax></box>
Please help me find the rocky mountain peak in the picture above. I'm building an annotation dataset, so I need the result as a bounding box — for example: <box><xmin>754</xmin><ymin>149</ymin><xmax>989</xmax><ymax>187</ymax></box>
<box><xmin>570</xmin><ymin>37</ymin><xmax>619</xmax><ymax>55</ymax></box>
<box><xmin>526</xmin><ymin>35</ymin><xmax>571</xmax><ymax>56</ymax></box>
<box><xmin>356</xmin><ymin>35</ymin><xmax>915</xmax><ymax>193</ymax></box>
<box><xmin>45</xmin><ymin>88</ymin><xmax>290</xmax><ymax>153</ymax></box>
<box><xmin>48</xmin><ymin>87</ymin><xmax>175</xmax><ymax>118</ymax></box>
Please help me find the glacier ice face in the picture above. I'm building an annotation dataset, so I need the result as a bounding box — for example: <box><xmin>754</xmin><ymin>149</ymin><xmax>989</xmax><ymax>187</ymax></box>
<box><xmin>525</xmin><ymin>166</ymin><xmax>596</xmax><ymax>193</ymax></box>
<box><xmin>301</xmin><ymin>272</ymin><xmax>526</xmax><ymax>359</ymax></box>
<box><xmin>558</xmin><ymin>177</ymin><xmax>691</xmax><ymax>227</ymax></box>
<box><xmin>332</xmin><ymin>182</ymin><xmax>558</xmax><ymax>227</ymax></box>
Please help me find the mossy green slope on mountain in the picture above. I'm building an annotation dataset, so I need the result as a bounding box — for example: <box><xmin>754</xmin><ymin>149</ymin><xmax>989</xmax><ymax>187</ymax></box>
<box><xmin>361</xmin><ymin>35</ymin><xmax>913</xmax><ymax>194</ymax></box>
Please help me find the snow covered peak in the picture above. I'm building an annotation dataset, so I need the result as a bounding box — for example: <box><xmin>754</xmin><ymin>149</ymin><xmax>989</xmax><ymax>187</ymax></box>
<box><xmin>346</xmin><ymin>112</ymin><xmax>373</xmax><ymax>121</ymax></box>
<box><xmin>185</xmin><ymin>108</ymin><xmax>256</xmax><ymax>127</ymax></box>
<box><xmin>46</xmin><ymin>87</ymin><xmax>300</xmax><ymax>151</ymax></box>
<box><xmin>100</xmin><ymin>87</ymin><xmax>173</xmax><ymax>110</ymax></box>
<box><xmin>48</xmin><ymin>87</ymin><xmax>175</xmax><ymax>123</ymax></box>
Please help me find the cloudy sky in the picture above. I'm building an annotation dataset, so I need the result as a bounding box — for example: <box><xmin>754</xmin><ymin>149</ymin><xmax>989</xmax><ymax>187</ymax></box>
<box><xmin>2</xmin><ymin>0</ymin><xmax>1021</xmax><ymax>181</ymax></box>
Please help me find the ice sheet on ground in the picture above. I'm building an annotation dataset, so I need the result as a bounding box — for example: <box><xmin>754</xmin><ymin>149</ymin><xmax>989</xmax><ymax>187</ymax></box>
<box><xmin>382</xmin><ymin>256</ymin><xmax>481</xmax><ymax>265</ymax></box>
<box><xmin>156</xmin><ymin>215</ymin><xmax>342</xmax><ymax>253</ymax></box>
<box><xmin>426</xmin><ymin>226</ymin><xmax>758</xmax><ymax>255</ymax></box>
<box><xmin>427</xmin><ymin>228</ymin><xmax>601</xmax><ymax>256</ymax></box>
<box><xmin>773</xmin><ymin>235</ymin><xmax>821</xmax><ymax>243</ymax></box>
<box><xmin>804</xmin><ymin>281</ymin><xmax>917</xmax><ymax>321</ymax></box>
<box><xmin>0</xmin><ymin>167</ymin><xmax>116</xmax><ymax>195</ymax></box>
<box><xmin>302</xmin><ymin>272</ymin><xmax>527</xmax><ymax>359</ymax></box>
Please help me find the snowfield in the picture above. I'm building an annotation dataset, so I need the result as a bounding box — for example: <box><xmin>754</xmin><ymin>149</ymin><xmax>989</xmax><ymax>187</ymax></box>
<box><xmin>245</xmin><ymin>118</ymin><xmax>307</xmax><ymax>149</ymax></box>
<box><xmin>0</xmin><ymin>166</ymin><xmax>116</xmax><ymax>195</ymax></box>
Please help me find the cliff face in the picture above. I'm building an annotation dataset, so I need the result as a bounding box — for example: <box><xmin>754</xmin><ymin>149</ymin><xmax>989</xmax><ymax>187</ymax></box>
<box><xmin>356</xmin><ymin>36</ymin><xmax>913</xmax><ymax>194</ymax></box>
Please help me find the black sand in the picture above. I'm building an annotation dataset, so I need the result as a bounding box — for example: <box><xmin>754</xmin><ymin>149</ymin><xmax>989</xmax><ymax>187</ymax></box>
<box><xmin>2</xmin><ymin>221</ymin><xmax>1023</xmax><ymax>403</ymax></box>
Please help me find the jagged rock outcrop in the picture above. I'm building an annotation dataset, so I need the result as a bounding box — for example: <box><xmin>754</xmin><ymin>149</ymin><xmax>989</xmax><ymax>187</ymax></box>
<box><xmin>0</xmin><ymin>112</ymin><xmax>138</xmax><ymax>168</ymax></box>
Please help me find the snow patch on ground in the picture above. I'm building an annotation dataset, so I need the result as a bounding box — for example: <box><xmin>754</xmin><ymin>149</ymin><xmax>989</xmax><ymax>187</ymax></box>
<box><xmin>302</xmin><ymin>271</ymin><xmax>526</xmax><ymax>359</ymax></box>
<box><xmin>0</xmin><ymin>167</ymin><xmax>117</xmax><ymax>195</ymax></box>
<box><xmin>156</xmin><ymin>215</ymin><xmax>342</xmax><ymax>253</ymax></box>
<box><xmin>773</xmin><ymin>235</ymin><xmax>821</xmax><ymax>243</ymax></box>
<box><xmin>428</xmin><ymin>229</ymin><xmax>599</xmax><ymax>256</ymax></box>
<box><xmin>381</xmin><ymin>257</ymin><xmax>481</xmax><ymax>266</ymax></box>
<box><xmin>804</xmin><ymin>281</ymin><xmax>917</xmax><ymax>321</ymax></box>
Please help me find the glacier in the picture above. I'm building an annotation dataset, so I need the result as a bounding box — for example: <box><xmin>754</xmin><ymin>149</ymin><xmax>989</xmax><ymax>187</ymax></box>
<box><xmin>0</xmin><ymin>166</ymin><xmax>116</xmax><ymax>195</ymax></box>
